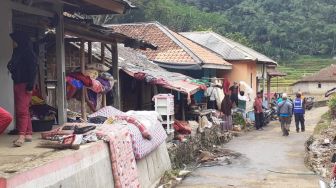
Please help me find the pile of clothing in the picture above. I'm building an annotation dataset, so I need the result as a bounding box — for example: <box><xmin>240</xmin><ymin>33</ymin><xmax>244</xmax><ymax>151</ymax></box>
<box><xmin>133</xmin><ymin>72</ymin><xmax>168</xmax><ymax>86</ymax></box>
<box><xmin>66</xmin><ymin>64</ymin><xmax>115</xmax><ymax>112</ymax></box>
<box><xmin>40</xmin><ymin>122</ymin><xmax>140</xmax><ymax>188</ymax></box>
<box><xmin>30</xmin><ymin>104</ymin><xmax>57</xmax><ymax>121</ymax></box>
<box><xmin>88</xmin><ymin>107</ymin><xmax>168</xmax><ymax>159</ymax></box>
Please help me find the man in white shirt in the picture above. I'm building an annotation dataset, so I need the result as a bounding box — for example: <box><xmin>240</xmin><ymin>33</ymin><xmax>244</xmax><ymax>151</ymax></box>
<box><xmin>205</xmin><ymin>85</ymin><xmax>218</xmax><ymax>109</ymax></box>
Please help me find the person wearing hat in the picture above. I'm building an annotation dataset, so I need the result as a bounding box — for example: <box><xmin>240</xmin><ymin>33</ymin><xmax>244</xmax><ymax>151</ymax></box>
<box><xmin>277</xmin><ymin>93</ymin><xmax>293</xmax><ymax>136</ymax></box>
<box><xmin>229</xmin><ymin>81</ymin><xmax>239</xmax><ymax>107</ymax></box>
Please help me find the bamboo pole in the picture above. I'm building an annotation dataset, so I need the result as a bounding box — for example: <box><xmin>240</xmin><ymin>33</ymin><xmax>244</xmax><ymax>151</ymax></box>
<box><xmin>80</xmin><ymin>40</ymin><xmax>87</xmax><ymax>120</ymax></box>
<box><xmin>112</xmin><ymin>42</ymin><xmax>120</xmax><ymax>109</ymax></box>
<box><xmin>101</xmin><ymin>43</ymin><xmax>107</xmax><ymax>107</ymax></box>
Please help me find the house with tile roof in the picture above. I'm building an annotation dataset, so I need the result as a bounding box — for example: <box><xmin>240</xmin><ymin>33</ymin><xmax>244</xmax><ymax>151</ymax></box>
<box><xmin>181</xmin><ymin>31</ymin><xmax>282</xmax><ymax>100</ymax></box>
<box><xmin>107</xmin><ymin>22</ymin><xmax>232</xmax><ymax>79</ymax></box>
<box><xmin>292</xmin><ymin>64</ymin><xmax>336</xmax><ymax>95</ymax></box>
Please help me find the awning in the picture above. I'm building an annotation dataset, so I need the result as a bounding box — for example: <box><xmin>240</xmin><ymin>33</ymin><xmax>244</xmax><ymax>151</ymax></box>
<box><xmin>121</xmin><ymin>66</ymin><xmax>205</xmax><ymax>95</ymax></box>
<box><xmin>267</xmin><ymin>68</ymin><xmax>286</xmax><ymax>77</ymax></box>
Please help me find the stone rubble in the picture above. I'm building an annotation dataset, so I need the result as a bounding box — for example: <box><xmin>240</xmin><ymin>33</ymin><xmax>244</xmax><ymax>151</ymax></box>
<box><xmin>306</xmin><ymin>121</ymin><xmax>336</xmax><ymax>178</ymax></box>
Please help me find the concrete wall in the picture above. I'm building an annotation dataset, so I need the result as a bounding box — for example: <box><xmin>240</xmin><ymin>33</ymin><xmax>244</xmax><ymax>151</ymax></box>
<box><xmin>218</xmin><ymin>60</ymin><xmax>257</xmax><ymax>93</ymax></box>
<box><xmin>292</xmin><ymin>82</ymin><xmax>336</xmax><ymax>95</ymax></box>
<box><xmin>137</xmin><ymin>142</ymin><xmax>171</xmax><ymax>188</ymax></box>
<box><xmin>0</xmin><ymin>0</ymin><xmax>14</xmax><ymax>131</ymax></box>
<box><xmin>1</xmin><ymin>142</ymin><xmax>171</xmax><ymax>188</ymax></box>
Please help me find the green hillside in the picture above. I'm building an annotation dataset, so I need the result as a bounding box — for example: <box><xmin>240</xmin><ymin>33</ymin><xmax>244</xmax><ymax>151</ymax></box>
<box><xmin>116</xmin><ymin>0</ymin><xmax>336</xmax><ymax>61</ymax></box>
<box><xmin>272</xmin><ymin>56</ymin><xmax>336</xmax><ymax>89</ymax></box>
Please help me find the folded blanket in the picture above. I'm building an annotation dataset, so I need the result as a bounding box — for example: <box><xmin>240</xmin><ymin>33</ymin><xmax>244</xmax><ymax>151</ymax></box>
<box><xmin>96</xmin><ymin>124</ymin><xmax>140</xmax><ymax>188</ymax></box>
<box><xmin>128</xmin><ymin>120</ymin><xmax>167</xmax><ymax>159</ymax></box>
<box><xmin>115</xmin><ymin>115</ymin><xmax>152</xmax><ymax>140</ymax></box>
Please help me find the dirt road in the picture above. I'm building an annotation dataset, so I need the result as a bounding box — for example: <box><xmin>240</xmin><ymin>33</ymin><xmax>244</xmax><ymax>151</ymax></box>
<box><xmin>178</xmin><ymin>106</ymin><xmax>329</xmax><ymax>188</ymax></box>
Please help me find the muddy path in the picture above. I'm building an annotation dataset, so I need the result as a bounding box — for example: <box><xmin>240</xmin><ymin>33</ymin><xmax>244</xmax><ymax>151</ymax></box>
<box><xmin>178</xmin><ymin>106</ymin><xmax>329</xmax><ymax>188</ymax></box>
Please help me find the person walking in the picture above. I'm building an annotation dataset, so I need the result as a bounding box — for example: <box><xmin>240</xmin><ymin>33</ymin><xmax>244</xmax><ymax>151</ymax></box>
<box><xmin>293</xmin><ymin>92</ymin><xmax>305</xmax><ymax>132</ymax></box>
<box><xmin>277</xmin><ymin>93</ymin><xmax>293</xmax><ymax>136</ymax></box>
<box><xmin>253</xmin><ymin>92</ymin><xmax>264</xmax><ymax>131</ymax></box>
<box><xmin>0</xmin><ymin>107</ymin><xmax>13</xmax><ymax>134</ymax></box>
<box><xmin>221</xmin><ymin>94</ymin><xmax>233</xmax><ymax>132</ymax></box>
<box><xmin>7</xmin><ymin>31</ymin><xmax>37</xmax><ymax>147</ymax></box>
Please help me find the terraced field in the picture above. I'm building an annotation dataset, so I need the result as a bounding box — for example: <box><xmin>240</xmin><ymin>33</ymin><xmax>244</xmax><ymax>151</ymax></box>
<box><xmin>271</xmin><ymin>56</ymin><xmax>336</xmax><ymax>92</ymax></box>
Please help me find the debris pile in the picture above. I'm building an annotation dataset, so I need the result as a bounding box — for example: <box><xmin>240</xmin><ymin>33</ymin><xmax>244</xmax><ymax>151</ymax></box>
<box><xmin>167</xmin><ymin>124</ymin><xmax>233</xmax><ymax>169</ymax></box>
<box><xmin>306</xmin><ymin>121</ymin><xmax>336</xmax><ymax>177</ymax></box>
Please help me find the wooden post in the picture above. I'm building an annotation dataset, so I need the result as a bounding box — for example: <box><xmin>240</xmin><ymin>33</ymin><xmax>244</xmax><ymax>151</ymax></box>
<box><xmin>112</xmin><ymin>42</ymin><xmax>120</xmax><ymax>109</ymax></box>
<box><xmin>88</xmin><ymin>41</ymin><xmax>92</xmax><ymax>64</ymax></box>
<box><xmin>101</xmin><ymin>43</ymin><xmax>107</xmax><ymax>107</ymax></box>
<box><xmin>262</xmin><ymin>63</ymin><xmax>266</xmax><ymax>100</ymax></box>
<box><xmin>55</xmin><ymin>4</ymin><xmax>66</xmax><ymax>125</ymax></box>
<box><xmin>80</xmin><ymin>40</ymin><xmax>87</xmax><ymax>120</ymax></box>
<box><xmin>181</xmin><ymin>93</ymin><xmax>185</xmax><ymax>121</ymax></box>
<box><xmin>267</xmin><ymin>76</ymin><xmax>271</xmax><ymax>105</ymax></box>
<box><xmin>38</xmin><ymin>41</ymin><xmax>47</xmax><ymax>100</ymax></box>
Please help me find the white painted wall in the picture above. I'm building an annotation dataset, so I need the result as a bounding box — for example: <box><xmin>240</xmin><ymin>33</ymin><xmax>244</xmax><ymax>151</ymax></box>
<box><xmin>292</xmin><ymin>82</ymin><xmax>336</xmax><ymax>95</ymax></box>
<box><xmin>0</xmin><ymin>0</ymin><xmax>14</xmax><ymax>131</ymax></box>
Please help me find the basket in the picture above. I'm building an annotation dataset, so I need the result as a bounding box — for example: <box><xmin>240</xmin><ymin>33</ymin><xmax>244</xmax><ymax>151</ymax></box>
<box><xmin>32</xmin><ymin>119</ymin><xmax>54</xmax><ymax>132</ymax></box>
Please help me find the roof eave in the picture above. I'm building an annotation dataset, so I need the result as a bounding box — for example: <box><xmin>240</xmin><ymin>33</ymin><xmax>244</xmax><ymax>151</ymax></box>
<box><xmin>201</xmin><ymin>64</ymin><xmax>232</xmax><ymax>70</ymax></box>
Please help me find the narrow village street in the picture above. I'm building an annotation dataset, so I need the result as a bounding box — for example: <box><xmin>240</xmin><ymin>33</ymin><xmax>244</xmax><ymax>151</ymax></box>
<box><xmin>178</xmin><ymin>106</ymin><xmax>329</xmax><ymax>188</ymax></box>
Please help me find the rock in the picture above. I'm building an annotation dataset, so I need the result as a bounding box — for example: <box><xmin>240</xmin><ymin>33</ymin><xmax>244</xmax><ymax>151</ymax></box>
<box><xmin>229</xmin><ymin>130</ymin><xmax>243</xmax><ymax>137</ymax></box>
<box><xmin>178</xmin><ymin>170</ymin><xmax>192</xmax><ymax>177</ymax></box>
<box><xmin>198</xmin><ymin>150</ymin><xmax>215</xmax><ymax>162</ymax></box>
<box><xmin>233</xmin><ymin>125</ymin><xmax>242</xmax><ymax>132</ymax></box>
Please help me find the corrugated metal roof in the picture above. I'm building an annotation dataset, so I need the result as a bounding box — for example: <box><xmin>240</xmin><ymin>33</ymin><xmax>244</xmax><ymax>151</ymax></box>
<box><xmin>180</xmin><ymin>31</ymin><xmax>277</xmax><ymax>65</ymax></box>
<box><xmin>70</xmin><ymin>42</ymin><xmax>204</xmax><ymax>94</ymax></box>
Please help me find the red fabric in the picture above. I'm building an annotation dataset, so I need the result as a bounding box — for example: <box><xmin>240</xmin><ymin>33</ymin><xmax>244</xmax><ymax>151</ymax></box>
<box><xmin>116</xmin><ymin>116</ymin><xmax>152</xmax><ymax>140</ymax></box>
<box><xmin>254</xmin><ymin>97</ymin><xmax>263</xmax><ymax>113</ymax></box>
<box><xmin>223</xmin><ymin>79</ymin><xmax>230</xmax><ymax>95</ymax></box>
<box><xmin>173</xmin><ymin>120</ymin><xmax>192</xmax><ymax>134</ymax></box>
<box><xmin>0</xmin><ymin>107</ymin><xmax>12</xmax><ymax>134</ymax></box>
<box><xmin>66</xmin><ymin>77</ymin><xmax>77</xmax><ymax>99</ymax></box>
<box><xmin>68</xmin><ymin>72</ymin><xmax>93</xmax><ymax>87</ymax></box>
<box><xmin>332</xmin><ymin>163</ymin><xmax>336</xmax><ymax>178</ymax></box>
<box><xmin>134</xmin><ymin>72</ymin><xmax>146</xmax><ymax>80</ymax></box>
<box><xmin>14</xmin><ymin>83</ymin><xmax>32</xmax><ymax>135</ymax></box>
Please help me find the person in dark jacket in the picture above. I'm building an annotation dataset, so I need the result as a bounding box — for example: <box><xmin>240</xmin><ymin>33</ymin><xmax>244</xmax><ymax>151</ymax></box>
<box><xmin>229</xmin><ymin>81</ymin><xmax>239</xmax><ymax>107</ymax></box>
<box><xmin>221</xmin><ymin>94</ymin><xmax>233</xmax><ymax>132</ymax></box>
<box><xmin>293</xmin><ymin>92</ymin><xmax>305</xmax><ymax>132</ymax></box>
<box><xmin>7</xmin><ymin>31</ymin><xmax>37</xmax><ymax>147</ymax></box>
<box><xmin>277</xmin><ymin>93</ymin><xmax>293</xmax><ymax>136</ymax></box>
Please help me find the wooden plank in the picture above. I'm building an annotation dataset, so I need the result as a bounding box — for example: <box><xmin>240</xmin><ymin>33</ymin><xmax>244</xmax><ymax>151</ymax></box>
<box><xmin>88</xmin><ymin>41</ymin><xmax>92</xmax><ymax>64</ymax></box>
<box><xmin>267</xmin><ymin>76</ymin><xmax>271</xmax><ymax>104</ymax></box>
<box><xmin>80</xmin><ymin>41</ymin><xmax>87</xmax><ymax>120</ymax></box>
<box><xmin>55</xmin><ymin>4</ymin><xmax>67</xmax><ymax>125</ymax></box>
<box><xmin>38</xmin><ymin>42</ymin><xmax>47</xmax><ymax>100</ymax></box>
<box><xmin>11</xmin><ymin>2</ymin><xmax>54</xmax><ymax>18</ymax></box>
<box><xmin>181</xmin><ymin>93</ymin><xmax>185</xmax><ymax>121</ymax></box>
<box><xmin>82</xmin><ymin>0</ymin><xmax>126</xmax><ymax>14</ymax></box>
<box><xmin>112</xmin><ymin>42</ymin><xmax>121</xmax><ymax>109</ymax></box>
<box><xmin>101</xmin><ymin>43</ymin><xmax>107</xmax><ymax>107</ymax></box>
